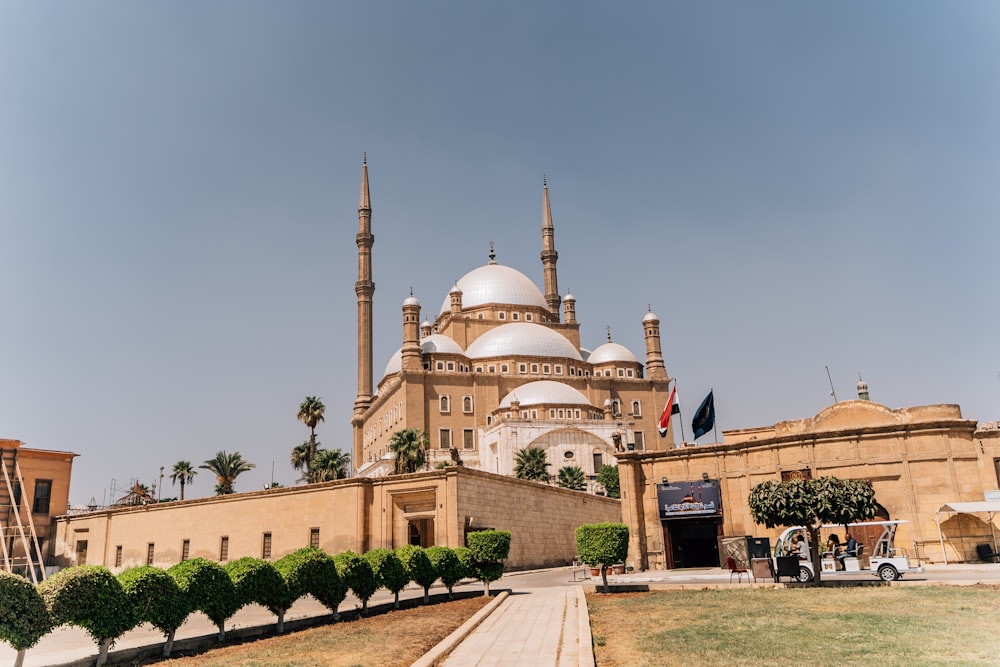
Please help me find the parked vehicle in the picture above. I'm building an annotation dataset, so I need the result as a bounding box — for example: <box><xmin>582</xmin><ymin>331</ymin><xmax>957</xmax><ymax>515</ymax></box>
<box><xmin>773</xmin><ymin>520</ymin><xmax>924</xmax><ymax>582</ymax></box>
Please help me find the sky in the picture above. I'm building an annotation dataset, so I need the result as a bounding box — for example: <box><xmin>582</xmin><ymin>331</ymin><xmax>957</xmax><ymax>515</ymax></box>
<box><xmin>2</xmin><ymin>2</ymin><xmax>999</xmax><ymax>507</ymax></box>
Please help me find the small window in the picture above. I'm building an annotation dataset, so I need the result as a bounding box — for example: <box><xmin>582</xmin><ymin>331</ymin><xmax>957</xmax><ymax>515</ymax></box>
<box><xmin>549</xmin><ymin>409</ymin><xmax>556</xmax><ymax>418</ymax></box>
<box><xmin>531</xmin><ymin>409</ymin><xmax>538</xmax><ymax>419</ymax></box>
<box><xmin>564</xmin><ymin>450</ymin><xmax>575</xmax><ymax>459</ymax></box>
<box><xmin>436</xmin><ymin>361</ymin><xmax>444</xmax><ymax>371</ymax></box>
<box><xmin>498</xmin><ymin>312</ymin><xmax>506</xmax><ymax>320</ymax></box>
<box><xmin>593</xmin><ymin>452</ymin><xmax>603</xmax><ymax>471</ymax></box>
<box><xmin>115</xmin><ymin>545</ymin><xmax>123</xmax><ymax>567</ymax></box>
<box><xmin>633</xmin><ymin>431</ymin><xmax>645</xmax><ymax>450</ymax></box>
<box><xmin>488</xmin><ymin>365</ymin><xmax>496</xmax><ymax>373</ymax></box>
<box><xmin>181</xmin><ymin>539</ymin><xmax>190</xmax><ymax>561</ymax></box>
<box><xmin>521</xmin><ymin>411</ymin><xmax>529</xmax><ymax>419</ymax></box>
<box><xmin>526</xmin><ymin>313</ymin><xmax>533</xmax><ymax>322</ymax></box>
<box><xmin>476</xmin><ymin>366</ymin><xmax>483</xmax><ymax>373</ymax></box>
<box><xmin>617</xmin><ymin>368</ymin><xmax>625</xmax><ymax>377</ymax></box>
<box><xmin>146</xmin><ymin>543</ymin><xmax>155</xmax><ymax>566</ymax></box>
<box><xmin>447</xmin><ymin>361</ymin><xmax>455</xmax><ymax>371</ymax></box>
<box><xmin>543</xmin><ymin>364</ymin><xmax>550</xmax><ymax>374</ymax></box>
<box><xmin>501</xmin><ymin>364</ymin><xmax>509</xmax><ymax>373</ymax></box>
<box><xmin>569</xmin><ymin>367</ymin><xmax>576</xmax><ymax>376</ymax></box>
<box><xmin>512</xmin><ymin>312</ymin><xmax>520</xmax><ymax>321</ymax></box>
<box><xmin>219</xmin><ymin>536</ymin><xmax>229</xmax><ymax>562</ymax></box>
<box><xmin>310</xmin><ymin>528</ymin><xmax>320</xmax><ymax>548</ymax></box>
<box><xmin>478</xmin><ymin>313</ymin><xmax>485</xmax><ymax>319</ymax></box>
<box><xmin>440</xmin><ymin>395</ymin><xmax>451</xmax><ymax>413</ymax></box>
<box><xmin>574</xmin><ymin>409</ymin><xmax>581</xmax><ymax>419</ymax></box>
<box><xmin>75</xmin><ymin>539</ymin><xmax>88</xmax><ymax>565</ymax></box>
<box><xmin>463</xmin><ymin>396</ymin><xmax>473</xmax><ymax>413</ymax></box>
<box><xmin>555</xmin><ymin>365</ymin><xmax>563</xmax><ymax>375</ymax></box>
<box><xmin>519</xmin><ymin>364</ymin><xmax>527</xmax><ymax>373</ymax></box>
<box><xmin>627</xmin><ymin>369</ymin><xmax>634</xmax><ymax>378</ymax></box>
<box><xmin>32</xmin><ymin>480</ymin><xmax>52</xmax><ymax>514</ymax></box>
<box><xmin>632</xmin><ymin>401</ymin><xmax>642</xmax><ymax>417</ymax></box>
<box><xmin>440</xmin><ymin>429</ymin><xmax>452</xmax><ymax>449</ymax></box>
<box><xmin>423</xmin><ymin>362</ymin><xmax>430</xmax><ymax>370</ymax></box>
<box><xmin>487</xmin><ymin>415</ymin><xmax>493</xmax><ymax>425</ymax></box>
<box><xmin>531</xmin><ymin>364</ymin><xmax>539</xmax><ymax>373</ymax></box>
<box><xmin>262</xmin><ymin>532</ymin><xmax>272</xmax><ymax>560</ymax></box>
<box><xmin>463</xmin><ymin>429</ymin><xmax>475</xmax><ymax>450</ymax></box>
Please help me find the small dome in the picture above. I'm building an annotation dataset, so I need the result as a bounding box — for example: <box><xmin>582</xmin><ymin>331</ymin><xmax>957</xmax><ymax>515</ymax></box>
<box><xmin>421</xmin><ymin>319</ymin><xmax>432</xmax><ymax>329</ymax></box>
<box><xmin>499</xmin><ymin>381</ymin><xmax>592</xmax><ymax>408</ymax></box>
<box><xmin>588</xmin><ymin>342</ymin><xmax>639</xmax><ymax>365</ymax></box>
<box><xmin>564</xmin><ymin>291</ymin><xmax>576</xmax><ymax>302</ymax></box>
<box><xmin>449</xmin><ymin>283</ymin><xmax>462</xmax><ymax>295</ymax></box>
<box><xmin>403</xmin><ymin>294</ymin><xmax>420</xmax><ymax>307</ymax></box>
<box><xmin>642</xmin><ymin>310</ymin><xmax>659</xmax><ymax>323</ymax></box>
<box><xmin>439</xmin><ymin>263</ymin><xmax>547</xmax><ymax>314</ymax></box>
<box><xmin>465</xmin><ymin>323</ymin><xmax>583</xmax><ymax>360</ymax></box>
<box><xmin>382</xmin><ymin>335</ymin><xmax>466</xmax><ymax>377</ymax></box>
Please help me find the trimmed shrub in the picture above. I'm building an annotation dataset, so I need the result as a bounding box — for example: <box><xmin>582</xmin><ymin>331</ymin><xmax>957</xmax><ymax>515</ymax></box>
<box><xmin>117</xmin><ymin>566</ymin><xmax>188</xmax><ymax>657</ymax></box>
<box><xmin>396</xmin><ymin>544</ymin><xmax>436</xmax><ymax>603</ymax></box>
<box><xmin>275</xmin><ymin>547</ymin><xmax>347</xmax><ymax>620</ymax></box>
<box><xmin>168</xmin><ymin>558</ymin><xmax>239</xmax><ymax>642</ymax></box>
<box><xmin>425</xmin><ymin>546</ymin><xmax>464</xmax><ymax>599</ymax></box>
<box><xmin>364</xmin><ymin>548</ymin><xmax>408</xmax><ymax>609</ymax></box>
<box><xmin>575</xmin><ymin>522</ymin><xmax>629</xmax><ymax>592</ymax></box>
<box><xmin>453</xmin><ymin>546</ymin><xmax>476</xmax><ymax>582</ymax></box>
<box><xmin>334</xmin><ymin>551</ymin><xmax>378</xmax><ymax>615</ymax></box>
<box><xmin>39</xmin><ymin>565</ymin><xmax>138</xmax><ymax>667</ymax></box>
<box><xmin>466</xmin><ymin>530</ymin><xmax>511</xmax><ymax>596</ymax></box>
<box><xmin>224</xmin><ymin>557</ymin><xmax>291</xmax><ymax>632</ymax></box>
<box><xmin>0</xmin><ymin>572</ymin><xmax>52</xmax><ymax>667</ymax></box>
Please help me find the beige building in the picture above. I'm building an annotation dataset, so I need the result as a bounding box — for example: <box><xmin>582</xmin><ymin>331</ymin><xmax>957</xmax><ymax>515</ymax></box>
<box><xmin>53</xmin><ymin>467</ymin><xmax>620</xmax><ymax>571</ymax></box>
<box><xmin>351</xmin><ymin>162</ymin><xmax>675</xmax><ymax>489</ymax></box>
<box><xmin>618</xmin><ymin>397</ymin><xmax>1000</xmax><ymax>569</ymax></box>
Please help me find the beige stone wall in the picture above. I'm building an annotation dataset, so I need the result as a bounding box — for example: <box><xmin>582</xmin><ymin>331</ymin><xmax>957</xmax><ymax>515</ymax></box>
<box><xmin>54</xmin><ymin>467</ymin><xmax>620</xmax><ymax>572</ymax></box>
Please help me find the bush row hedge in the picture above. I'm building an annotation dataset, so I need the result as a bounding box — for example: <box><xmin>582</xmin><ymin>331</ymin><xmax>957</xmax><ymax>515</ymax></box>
<box><xmin>0</xmin><ymin>531</ymin><xmax>511</xmax><ymax>667</ymax></box>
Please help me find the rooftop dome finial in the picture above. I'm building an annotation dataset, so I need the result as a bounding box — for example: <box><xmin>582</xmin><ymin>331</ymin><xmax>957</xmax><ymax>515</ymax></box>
<box><xmin>363</xmin><ymin>151</ymin><xmax>366</xmax><ymax>165</ymax></box>
<box><xmin>607</xmin><ymin>326</ymin><xmax>612</xmax><ymax>342</ymax></box>
<box><xmin>489</xmin><ymin>241</ymin><xmax>497</xmax><ymax>265</ymax></box>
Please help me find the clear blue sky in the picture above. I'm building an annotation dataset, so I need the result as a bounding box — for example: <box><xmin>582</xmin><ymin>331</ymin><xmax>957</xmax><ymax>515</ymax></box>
<box><xmin>3</xmin><ymin>2</ymin><xmax>998</xmax><ymax>506</ymax></box>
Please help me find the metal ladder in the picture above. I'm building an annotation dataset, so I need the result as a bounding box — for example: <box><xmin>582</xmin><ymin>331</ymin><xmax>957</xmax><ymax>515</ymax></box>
<box><xmin>0</xmin><ymin>448</ymin><xmax>46</xmax><ymax>583</ymax></box>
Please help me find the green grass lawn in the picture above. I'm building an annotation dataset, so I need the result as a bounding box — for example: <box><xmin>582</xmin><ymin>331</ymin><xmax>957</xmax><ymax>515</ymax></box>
<box><xmin>588</xmin><ymin>585</ymin><xmax>1000</xmax><ymax>666</ymax></box>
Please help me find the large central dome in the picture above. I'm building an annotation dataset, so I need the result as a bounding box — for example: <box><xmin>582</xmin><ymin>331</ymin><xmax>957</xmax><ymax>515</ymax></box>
<box><xmin>465</xmin><ymin>323</ymin><xmax>583</xmax><ymax>360</ymax></box>
<box><xmin>439</xmin><ymin>263</ymin><xmax>548</xmax><ymax>314</ymax></box>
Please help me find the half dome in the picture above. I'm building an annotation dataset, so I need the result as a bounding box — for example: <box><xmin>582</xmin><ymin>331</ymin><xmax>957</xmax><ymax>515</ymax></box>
<box><xmin>439</xmin><ymin>263</ymin><xmax>548</xmax><ymax>314</ymax></box>
<box><xmin>465</xmin><ymin>323</ymin><xmax>583</xmax><ymax>360</ymax></box>
<box><xmin>499</xmin><ymin>381</ymin><xmax>592</xmax><ymax>408</ymax></box>
<box><xmin>587</xmin><ymin>342</ymin><xmax>639</xmax><ymax>364</ymax></box>
<box><xmin>382</xmin><ymin>334</ymin><xmax>467</xmax><ymax>378</ymax></box>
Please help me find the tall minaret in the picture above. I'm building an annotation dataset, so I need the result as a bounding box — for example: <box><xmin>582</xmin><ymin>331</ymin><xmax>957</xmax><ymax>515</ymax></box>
<box><xmin>541</xmin><ymin>177</ymin><xmax>561</xmax><ymax>319</ymax></box>
<box><xmin>354</xmin><ymin>156</ymin><xmax>375</xmax><ymax>418</ymax></box>
<box><xmin>643</xmin><ymin>306</ymin><xmax>668</xmax><ymax>380</ymax></box>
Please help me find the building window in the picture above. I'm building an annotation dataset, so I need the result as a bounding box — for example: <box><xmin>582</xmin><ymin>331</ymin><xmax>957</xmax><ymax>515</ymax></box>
<box><xmin>574</xmin><ymin>409</ymin><xmax>581</xmax><ymax>419</ymax></box>
<box><xmin>181</xmin><ymin>539</ymin><xmax>190</xmax><ymax>561</ymax></box>
<box><xmin>440</xmin><ymin>395</ymin><xmax>450</xmax><ymax>413</ymax></box>
<box><xmin>543</xmin><ymin>364</ymin><xmax>551</xmax><ymax>374</ymax></box>
<box><xmin>531</xmin><ymin>410</ymin><xmax>538</xmax><ymax>419</ymax></box>
<box><xmin>569</xmin><ymin>367</ymin><xmax>576</xmax><ymax>376</ymax></box>
<box><xmin>447</xmin><ymin>361</ymin><xmax>455</xmax><ymax>371</ymax></box>
<box><xmin>440</xmin><ymin>429</ymin><xmax>452</xmax><ymax>449</ymax></box>
<box><xmin>114</xmin><ymin>545</ymin><xmax>123</xmax><ymax>567</ymax></box>
<box><xmin>555</xmin><ymin>365</ymin><xmax>563</xmax><ymax>375</ymax></box>
<box><xmin>310</xmin><ymin>528</ymin><xmax>320</xmax><ymax>548</ymax></box>
<box><xmin>519</xmin><ymin>364</ymin><xmax>527</xmax><ymax>373</ymax></box>
<box><xmin>632</xmin><ymin>400</ymin><xmax>642</xmax><ymax>417</ymax></box>
<box><xmin>531</xmin><ymin>363</ymin><xmax>539</xmax><ymax>373</ymax></box>
<box><xmin>501</xmin><ymin>364</ymin><xmax>509</xmax><ymax>373</ymax></box>
<box><xmin>75</xmin><ymin>540</ymin><xmax>88</xmax><ymax>565</ymax></box>
<box><xmin>549</xmin><ymin>409</ymin><xmax>556</xmax><ymax>419</ymax></box>
<box><xmin>498</xmin><ymin>312</ymin><xmax>506</xmax><ymax>320</ymax></box>
<box><xmin>476</xmin><ymin>366</ymin><xmax>483</xmax><ymax>373</ymax></box>
<box><xmin>512</xmin><ymin>312</ymin><xmax>520</xmax><ymax>321</ymax></box>
<box><xmin>558</xmin><ymin>409</ymin><xmax>565</xmax><ymax>419</ymax></box>
<box><xmin>627</xmin><ymin>369</ymin><xmax>634</xmax><ymax>378</ymax></box>
<box><xmin>262</xmin><ymin>533</ymin><xmax>272</xmax><ymax>560</ymax></box>
<box><xmin>487</xmin><ymin>415</ymin><xmax>493</xmax><ymax>425</ymax></box>
<box><xmin>463</xmin><ymin>429</ymin><xmax>475</xmax><ymax>450</ymax></box>
<box><xmin>526</xmin><ymin>313</ymin><xmax>533</xmax><ymax>321</ymax></box>
<box><xmin>633</xmin><ymin>431</ymin><xmax>645</xmax><ymax>450</ymax></box>
<box><xmin>478</xmin><ymin>312</ymin><xmax>485</xmax><ymax>319</ymax></box>
<box><xmin>617</xmin><ymin>368</ymin><xmax>625</xmax><ymax>377</ymax></box>
<box><xmin>436</xmin><ymin>361</ymin><xmax>444</xmax><ymax>371</ymax></box>
<box><xmin>146</xmin><ymin>543</ymin><xmax>155</xmax><ymax>566</ymax></box>
<box><xmin>612</xmin><ymin>400</ymin><xmax>621</xmax><ymax>417</ymax></box>
<box><xmin>463</xmin><ymin>396</ymin><xmax>473</xmax><ymax>413</ymax></box>
<box><xmin>219</xmin><ymin>536</ymin><xmax>229</xmax><ymax>562</ymax></box>
<box><xmin>593</xmin><ymin>452</ymin><xmax>603</xmax><ymax>471</ymax></box>
<box><xmin>488</xmin><ymin>365</ymin><xmax>496</xmax><ymax>373</ymax></box>
<box><xmin>32</xmin><ymin>480</ymin><xmax>52</xmax><ymax>514</ymax></box>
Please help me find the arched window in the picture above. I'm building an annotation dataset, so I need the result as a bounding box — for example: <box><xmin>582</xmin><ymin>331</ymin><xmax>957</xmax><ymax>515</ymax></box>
<box><xmin>440</xmin><ymin>395</ymin><xmax>450</xmax><ymax>413</ymax></box>
<box><xmin>463</xmin><ymin>396</ymin><xmax>473</xmax><ymax>413</ymax></box>
<box><xmin>632</xmin><ymin>400</ymin><xmax>642</xmax><ymax>417</ymax></box>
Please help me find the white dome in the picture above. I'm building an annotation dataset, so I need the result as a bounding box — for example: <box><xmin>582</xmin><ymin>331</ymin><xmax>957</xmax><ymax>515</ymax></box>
<box><xmin>382</xmin><ymin>335</ymin><xmax>466</xmax><ymax>377</ymax></box>
<box><xmin>439</xmin><ymin>264</ymin><xmax>547</xmax><ymax>314</ymax></box>
<box><xmin>642</xmin><ymin>310</ymin><xmax>659</xmax><ymax>323</ymax></box>
<box><xmin>587</xmin><ymin>342</ymin><xmax>639</xmax><ymax>364</ymax></box>
<box><xmin>465</xmin><ymin>323</ymin><xmax>583</xmax><ymax>360</ymax></box>
<box><xmin>499</xmin><ymin>381</ymin><xmax>592</xmax><ymax>408</ymax></box>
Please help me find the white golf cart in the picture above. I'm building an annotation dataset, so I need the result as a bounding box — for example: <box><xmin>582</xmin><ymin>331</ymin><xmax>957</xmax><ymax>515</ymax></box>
<box><xmin>772</xmin><ymin>520</ymin><xmax>923</xmax><ymax>582</ymax></box>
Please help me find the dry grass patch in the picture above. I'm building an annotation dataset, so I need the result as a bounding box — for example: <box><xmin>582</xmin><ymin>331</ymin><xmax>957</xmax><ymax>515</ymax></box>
<box><xmin>148</xmin><ymin>595</ymin><xmax>491</xmax><ymax>667</ymax></box>
<box><xmin>588</xmin><ymin>585</ymin><xmax>1000</xmax><ymax>666</ymax></box>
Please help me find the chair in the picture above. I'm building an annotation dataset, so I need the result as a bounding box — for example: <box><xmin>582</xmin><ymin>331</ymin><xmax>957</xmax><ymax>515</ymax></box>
<box><xmin>727</xmin><ymin>556</ymin><xmax>748</xmax><ymax>583</ymax></box>
<box><xmin>976</xmin><ymin>543</ymin><xmax>1000</xmax><ymax>563</ymax></box>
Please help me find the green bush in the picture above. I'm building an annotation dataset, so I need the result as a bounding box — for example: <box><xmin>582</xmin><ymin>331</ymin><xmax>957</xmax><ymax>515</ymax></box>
<box><xmin>334</xmin><ymin>551</ymin><xmax>378</xmax><ymax>615</ymax></box>
<box><xmin>575</xmin><ymin>522</ymin><xmax>629</xmax><ymax>592</ymax></box>
<box><xmin>39</xmin><ymin>565</ymin><xmax>138</xmax><ymax>666</ymax></box>
<box><xmin>453</xmin><ymin>546</ymin><xmax>476</xmax><ymax>581</ymax></box>
<box><xmin>168</xmin><ymin>558</ymin><xmax>239</xmax><ymax>642</ymax></box>
<box><xmin>0</xmin><ymin>571</ymin><xmax>52</xmax><ymax>657</ymax></box>
<box><xmin>117</xmin><ymin>566</ymin><xmax>188</xmax><ymax>657</ymax></box>
<box><xmin>224</xmin><ymin>557</ymin><xmax>291</xmax><ymax>632</ymax></box>
<box><xmin>466</xmin><ymin>530</ymin><xmax>511</xmax><ymax>596</ymax></box>
<box><xmin>275</xmin><ymin>547</ymin><xmax>347</xmax><ymax>620</ymax></box>
<box><xmin>364</xmin><ymin>548</ymin><xmax>408</xmax><ymax>609</ymax></box>
<box><xmin>425</xmin><ymin>546</ymin><xmax>463</xmax><ymax>599</ymax></box>
<box><xmin>396</xmin><ymin>544</ymin><xmax>436</xmax><ymax>603</ymax></box>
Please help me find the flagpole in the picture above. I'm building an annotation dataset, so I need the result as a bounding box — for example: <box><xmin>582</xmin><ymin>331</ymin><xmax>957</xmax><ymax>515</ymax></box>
<box><xmin>674</xmin><ymin>379</ymin><xmax>687</xmax><ymax>445</ymax></box>
<box><xmin>711</xmin><ymin>387</ymin><xmax>718</xmax><ymax>443</ymax></box>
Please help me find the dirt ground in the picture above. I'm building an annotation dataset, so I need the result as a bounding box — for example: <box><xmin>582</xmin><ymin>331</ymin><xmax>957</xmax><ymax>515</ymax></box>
<box><xmin>144</xmin><ymin>594</ymin><xmax>492</xmax><ymax>667</ymax></box>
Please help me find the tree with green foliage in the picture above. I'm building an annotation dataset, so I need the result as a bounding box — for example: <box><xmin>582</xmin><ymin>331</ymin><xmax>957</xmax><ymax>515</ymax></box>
<box><xmin>167</xmin><ymin>558</ymin><xmax>239</xmax><ymax>642</ymax></box>
<box><xmin>396</xmin><ymin>544</ymin><xmax>437</xmax><ymax>603</ymax></box>
<box><xmin>426</xmin><ymin>546</ymin><xmax>464</xmax><ymax>599</ymax></box>
<box><xmin>224</xmin><ymin>557</ymin><xmax>291</xmax><ymax>632</ymax></box>
<box><xmin>39</xmin><ymin>565</ymin><xmax>138</xmax><ymax>667</ymax></box>
<box><xmin>453</xmin><ymin>546</ymin><xmax>476</xmax><ymax>585</ymax></box>
<box><xmin>596</xmin><ymin>464</ymin><xmax>620</xmax><ymax>498</ymax></box>
<box><xmin>334</xmin><ymin>551</ymin><xmax>379</xmax><ymax>615</ymax></box>
<box><xmin>576</xmin><ymin>522</ymin><xmax>629</xmax><ymax>592</ymax></box>
<box><xmin>275</xmin><ymin>547</ymin><xmax>346</xmax><ymax>621</ymax></box>
<box><xmin>389</xmin><ymin>428</ymin><xmax>430</xmax><ymax>474</ymax></box>
<box><xmin>117</xmin><ymin>566</ymin><xmax>188</xmax><ymax>657</ymax></box>
<box><xmin>170</xmin><ymin>461</ymin><xmax>197</xmax><ymax>501</ymax></box>
<box><xmin>311</xmin><ymin>448</ymin><xmax>351</xmax><ymax>482</ymax></box>
<box><xmin>557</xmin><ymin>465</ymin><xmax>587</xmax><ymax>491</ymax></box>
<box><xmin>297</xmin><ymin>396</ymin><xmax>326</xmax><ymax>461</ymax></box>
<box><xmin>514</xmin><ymin>447</ymin><xmax>549</xmax><ymax>482</ymax></box>
<box><xmin>0</xmin><ymin>572</ymin><xmax>52</xmax><ymax>667</ymax></box>
<box><xmin>364</xmin><ymin>549</ymin><xmax>408</xmax><ymax>609</ymax></box>
<box><xmin>748</xmin><ymin>476</ymin><xmax>878</xmax><ymax>584</ymax></box>
<box><xmin>199</xmin><ymin>451</ymin><xmax>255</xmax><ymax>495</ymax></box>
<box><xmin>290</xmin><ymin>441</ymin><xmax>314</xmax><ymax>483</ymax></box>
<box><xmin>466</xmin><ymin>530</ymin><xmax>511</xmax><ymax>596</ymax></box>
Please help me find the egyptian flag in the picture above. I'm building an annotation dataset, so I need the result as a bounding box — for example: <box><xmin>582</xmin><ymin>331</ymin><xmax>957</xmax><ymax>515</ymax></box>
<box><xmin>658</xmin><ymin>386</ymin><xmax>678</xmax><ymax>437</ymax></box>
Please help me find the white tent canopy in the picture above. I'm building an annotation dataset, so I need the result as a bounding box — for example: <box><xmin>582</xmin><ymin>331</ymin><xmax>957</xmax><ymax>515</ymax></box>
<box><xmin>934</xmin><ymin>501</ymin><xmax>1000</xmax><ymax>564</ymax></box>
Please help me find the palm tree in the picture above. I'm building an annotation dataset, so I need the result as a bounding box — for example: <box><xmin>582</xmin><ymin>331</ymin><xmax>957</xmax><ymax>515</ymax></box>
<box><xmin>514</xmin><ymin>447</ymin><xmax>550</xmax><ymax>482</ymax></box>
<box><xmin>200</xmin><ymin>451</ymin><xmax>255</xmax><ymax>495</ymax></box>
<box><xmin>290</xmin><ymin>441</ymin><xmax>313</xmax><ymax>482</ymax></box>
<box><xmin>310</xmin><ymin>449</ymin><xmax>351</xmax><ymax>482</ymax></box>
<box><xmin>388</xmin><ymin>428</ymin><xmax>429</xmax><ymax>474</ymax></box>
<box><xmin>297</xmin><ymin>396</ymin><xmax>326</xmax><ymax>460</ymax></box>
<box><xmin>170</xmin><ymin>461</ymin><xmax>197</xmax><ymax>501</ymax></box>
<box><xmin>557</xmin><ymin>465</ymin><xmax>587</xmax><ymax>491</ymax></box>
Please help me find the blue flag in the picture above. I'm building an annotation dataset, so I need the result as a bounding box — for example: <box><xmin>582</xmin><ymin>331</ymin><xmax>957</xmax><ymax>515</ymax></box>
<box><xmin>692</xmin><ymin>390</ymin><xmax>715</xmax><ymax>440</ymax></box>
